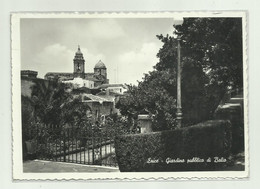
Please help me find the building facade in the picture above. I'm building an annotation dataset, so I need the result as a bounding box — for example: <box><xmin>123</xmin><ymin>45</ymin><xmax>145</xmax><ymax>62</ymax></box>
<box><xmin>62</xmin><ymin>77</ymin><xmax>95</xmax><ymax>89</ymax></box>
<box><xmin>44</xmin><ymin>46</ymin><xmax>109</xmax><ymax>87</ymax></box>
<box><xmin>80</xmin><ymin>94</ymin><xmax>114</xmax><ymax>121</ymax></box>
<box><xmin>98</xmin><ymin>84</ymin><xmax>127</xmax><ymax>95</ymax></box>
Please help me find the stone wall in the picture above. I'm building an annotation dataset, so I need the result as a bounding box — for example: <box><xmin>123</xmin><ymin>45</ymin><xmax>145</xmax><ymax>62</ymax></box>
<box><xmin>21</xmin><ymin>78</ymin><xmax>35</xmax><ymax>98</ymax></box>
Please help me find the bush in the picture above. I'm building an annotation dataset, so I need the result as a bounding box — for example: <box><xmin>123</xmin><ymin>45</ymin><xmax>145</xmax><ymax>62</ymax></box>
<box><xmin>115</xmin><ymin>120</ymin><xmax>232</xmax><ymax>172</ymax></box>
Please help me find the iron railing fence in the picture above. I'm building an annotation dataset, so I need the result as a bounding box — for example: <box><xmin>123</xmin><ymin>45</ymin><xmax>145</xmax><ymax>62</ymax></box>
<box><xmin>25</xmin><ymin>124</ymin><xmax>132</xmax><ymax>167</ymax></box>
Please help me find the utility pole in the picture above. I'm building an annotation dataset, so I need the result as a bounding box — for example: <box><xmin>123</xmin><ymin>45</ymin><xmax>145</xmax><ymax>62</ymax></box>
<box><xmin>176</xmin><ymin>35</ymin><xmax>182</xmax><ymax>128</ymax></box>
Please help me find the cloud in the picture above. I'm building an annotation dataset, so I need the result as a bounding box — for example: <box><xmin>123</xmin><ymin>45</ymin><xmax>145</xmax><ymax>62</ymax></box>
<box><xmin>30</xmin><ymin>44</ymin><xmax>73</xmax><ymax>78</ymax></box>
<box><xmin>87</xmin><ymin>19</ymin><xmax>126</xmax><ymax>40</ymax></box>
<box><xmin>116</xmin><ymin>42</ymin><xmax>160</xmax><ymax>85</ymax></box>
<box><xmin>20</xmin><ymin>18</ymin><xmax>178</xmax><ymax>82</ymax></box>
<box><xmin>173</xmin><ymin>17</ymin><xmax>184</xmax><ymax>25</ymax></box>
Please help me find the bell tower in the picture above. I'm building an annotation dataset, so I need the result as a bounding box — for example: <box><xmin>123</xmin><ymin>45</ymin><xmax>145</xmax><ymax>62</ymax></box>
<box><xmin>73</xmin><ymin>45</ymin><xmax>85</xmax><ymax>78</ymax></box>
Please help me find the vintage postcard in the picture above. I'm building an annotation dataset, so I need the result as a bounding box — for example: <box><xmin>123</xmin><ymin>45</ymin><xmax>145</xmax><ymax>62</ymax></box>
<box><xmin>12</xmin><ymin>11</ymin><xmax>248</xmax><ymax>180</ymax></box>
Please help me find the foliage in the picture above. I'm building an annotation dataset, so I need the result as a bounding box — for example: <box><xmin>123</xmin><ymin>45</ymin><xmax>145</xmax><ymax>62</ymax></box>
<box><xmin>115</xmin><ymin>120</ymin><xmax>232</xmax><ymax>172</ymax></box>
<box><xmin>116</xmin><ymin>18</ymin><xmax>243</xmax><ymax>130</ymax></box>
<box><xmin>22</xmin><ymin>80</ymin><xmax>92</xmax><ymax>159</ymax></box>
<box><xmin>25</xmin><ymin>115</ymin><xmax>134</xmax><ymax>160</ymax></box>
<box><xmin>21</xmin><ymin>96</ymin><xmax>35</xmax><ymax>141</ymax></box>
<box><xmin>175</xmin><ymin>18</ymin><xmax>243</xmax><ymax>88</ymax></box>
<box><xmin>214</xmin><ymin>103</ymin><xmax>244</xmax><ymax>153</ymax></box>
<box><xmin>101</xmin><ymin>113</ymin><xmax>138</xmax><ymax>137</ymax></box>
<box><xmin>30</xmin><ymin>81</ymin><xmax>91</xmax><ymax>127</ymax></box>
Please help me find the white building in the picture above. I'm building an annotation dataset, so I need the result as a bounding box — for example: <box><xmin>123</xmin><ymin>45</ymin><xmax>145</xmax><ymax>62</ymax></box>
<box><xmin>62</xmin><ymin>77</ymin><xmax>95</xmax><ymax>89</ymax></box>
<box><xmin>97</xmin><ymin>84</ymin><xmax>127</xmax><ymax>95</ymax></box>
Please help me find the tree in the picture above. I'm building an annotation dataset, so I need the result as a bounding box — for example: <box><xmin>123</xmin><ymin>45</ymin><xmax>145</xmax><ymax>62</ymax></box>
<box><xmin>179</xmin><ymin>18</ymin><xmax>242</xmax><ymax>86</ymax></box>
<box><xmin>29</xmin><ymin>80</ymin><xmax>90</xmax><ymax>127</ymax></box>
<box><xmin>174</xmin><ymin>18</ymin><xmax>243</xmax><ymax>120</ymax></box>
<box><xmin>116</xmin><ymin>18</ymin><xmax>243</xmax><ymax>130</ymax></box>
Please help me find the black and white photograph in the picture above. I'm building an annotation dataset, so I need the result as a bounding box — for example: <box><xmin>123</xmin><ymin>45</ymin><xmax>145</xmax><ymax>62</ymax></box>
<box><xmin>11</xmin><ymin>12</ymin><xmax>248</xmax><ymax>180</ymax></box>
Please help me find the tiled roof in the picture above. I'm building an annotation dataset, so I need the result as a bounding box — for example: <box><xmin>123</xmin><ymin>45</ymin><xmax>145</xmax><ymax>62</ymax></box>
<box><xmin>84</xmin><ymin>73</ymin><xmax>94</xmax><ymax>76</ymax></box>
<box><xmin>96</xmin><ymin>91</ymin><xmax>122</xmax><ymax>96</ymax></box>
<box><xmin>44</xmin><ymin>72</ymin><xmax>106</xmax><ymax>82</ymax></box>
<box><xmin>44</xmin><ymin>72</ymin><xmax>97</xmax><ymax>80</ymax></box>
<box><xmin>82</xmin><ymin>94</ymin><xmax>113</xmax><ymax>103</ymax></box>
<box><xmin>98</xmin><ymin>84</ymin><xmax>127</xmax><ymax>89</ymax></box>
<box><xmin>45</xmin><ymin>72</ymin><xmax>73</xmax><ymax>76</ymax></box>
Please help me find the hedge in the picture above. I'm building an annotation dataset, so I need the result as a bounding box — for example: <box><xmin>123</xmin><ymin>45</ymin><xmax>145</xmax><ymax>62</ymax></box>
<box><xmin>115</xmin><ymin>120</ymin><xmax>232</xmax><ymax>172</ymax></box>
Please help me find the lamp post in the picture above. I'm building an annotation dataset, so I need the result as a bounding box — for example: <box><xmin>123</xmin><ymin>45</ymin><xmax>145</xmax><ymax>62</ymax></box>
<box><xmin>176</xmin><ymin>34</ymin><xmax>182</xmax><ymax>128</ymax></box>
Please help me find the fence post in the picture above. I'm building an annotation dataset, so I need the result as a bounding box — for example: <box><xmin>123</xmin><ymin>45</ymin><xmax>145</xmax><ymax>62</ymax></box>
<box><xmin>63</xmin><ymin>130</ymin><xmax>66</xmax><ymax>162</ymax></box>
<box><xmin>100</xmin><ymin>132</ymin><xmax>102</xmax><ymax>165</ymax></box>
<box><xmin>92</xmin><ymin>127</ymin><xmax>95</xmax><ymax>164</ymax></box>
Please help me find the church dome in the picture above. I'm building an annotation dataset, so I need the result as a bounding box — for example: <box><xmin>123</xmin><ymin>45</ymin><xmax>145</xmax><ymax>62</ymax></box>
<box><xmin>95</xmin><ymin>60</ymin><xmax>106</xmax><ymax>69</ymax></box>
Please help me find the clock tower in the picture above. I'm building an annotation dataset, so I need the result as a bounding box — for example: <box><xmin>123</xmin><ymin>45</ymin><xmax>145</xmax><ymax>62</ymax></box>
<box><xmin>73</xmin><ymin>45</ymin><xmax>85</xmax><ymax>78</ymax></box>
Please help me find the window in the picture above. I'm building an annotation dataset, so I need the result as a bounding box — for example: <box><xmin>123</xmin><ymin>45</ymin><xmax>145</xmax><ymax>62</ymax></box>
<box><xmin>96</xmin><ymin>110</ymin><xmax>99</xmax><ymax>119</ymax></box>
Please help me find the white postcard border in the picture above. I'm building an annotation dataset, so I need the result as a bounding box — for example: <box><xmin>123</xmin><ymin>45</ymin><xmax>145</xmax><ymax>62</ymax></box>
<box><xmin>12</xmin><ymin>11</ymin><xmax>249</xmax><ymax>180</ymax></box>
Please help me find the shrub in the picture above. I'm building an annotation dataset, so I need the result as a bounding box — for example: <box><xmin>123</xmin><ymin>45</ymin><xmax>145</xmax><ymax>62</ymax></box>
<box><xmin>115</xmin><ymin>120</ymin><xmax>232</xmax><ymax>172</ymax></box>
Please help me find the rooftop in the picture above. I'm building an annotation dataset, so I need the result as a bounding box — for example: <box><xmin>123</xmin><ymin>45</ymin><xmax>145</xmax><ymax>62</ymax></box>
<box><xmin>21</xmin><ymin>70</ymin><xmax>38</xmax><ymax>78</ymax></box>
<box><xmin>45</xmin><ymin>72</ymin><xmax>73</xmax><ymax>76</ymax></box>
<box><xmin>82</xmin><ymin>94</ymin><xmax>113</xmax><ymax>103</ymax></box>
<box><xmin>95</xmin><ymin>60</ymin><xmax>106</xmax><ymax>69</ymax></box>
<box><xmin>97</xmin><ymin>84</ymin><xmax>127</xmax><ymax>89</ymax></box>
<box><xmin>75</xmin><ymin>45</ymin><xmax>83</xmax><ymax>55</ymax></box>
<box><xmin>96</xmin><ymin>91</ymin><xmax>123</xmax><ymax>96</ymax></box>
<box><xmin>21</xmin><ymin>70</ymin><xmax>38</xmax><ymax>74</ymax></box>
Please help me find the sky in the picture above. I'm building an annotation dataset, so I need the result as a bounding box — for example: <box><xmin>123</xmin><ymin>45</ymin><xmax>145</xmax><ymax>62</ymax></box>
<box><xmin>20</xmin><ymin>17</ymin><xmax>183</xmax><ymax>85</ymax></box>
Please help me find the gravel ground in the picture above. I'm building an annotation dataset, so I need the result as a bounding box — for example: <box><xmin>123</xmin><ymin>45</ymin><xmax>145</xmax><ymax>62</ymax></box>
<box><xmin>23</xmin><ymin>160</ymin><xmax>119</xmax><ymax>173</ymax></box>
